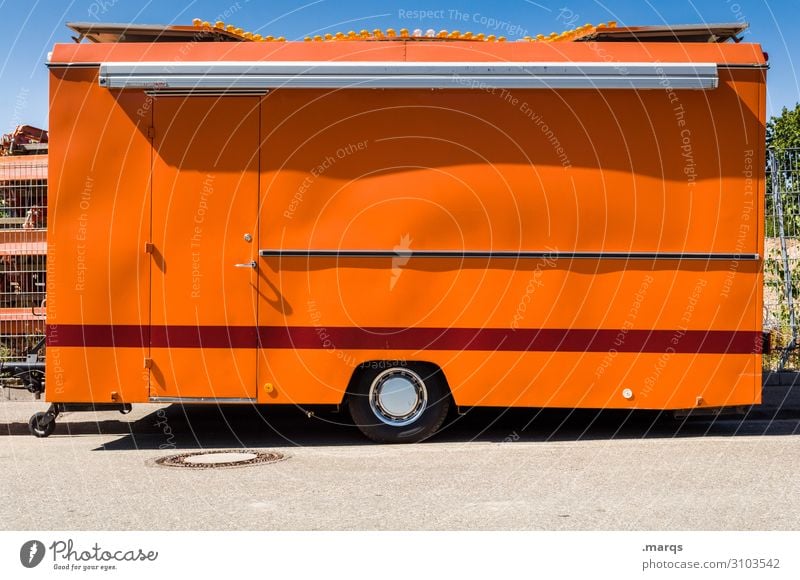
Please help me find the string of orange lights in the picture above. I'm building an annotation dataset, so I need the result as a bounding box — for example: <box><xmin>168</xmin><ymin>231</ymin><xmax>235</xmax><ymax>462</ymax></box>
<box><xmin>190</xmin><ymin>18</ymin><xmax>617</xmax><ymax>43</ymax></box>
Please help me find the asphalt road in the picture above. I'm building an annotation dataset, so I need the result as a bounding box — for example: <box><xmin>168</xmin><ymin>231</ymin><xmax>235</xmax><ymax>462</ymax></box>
<box><xmin>1</xmin><ymin>401</ymin><xmax>799</xmax><ymax>530</ymax></box>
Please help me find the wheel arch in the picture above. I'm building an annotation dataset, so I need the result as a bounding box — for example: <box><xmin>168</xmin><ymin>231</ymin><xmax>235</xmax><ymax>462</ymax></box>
<box><xmin>341</xmin><ymin>359</ymin><xmax>453</xmax><ymax>405</ymax></box>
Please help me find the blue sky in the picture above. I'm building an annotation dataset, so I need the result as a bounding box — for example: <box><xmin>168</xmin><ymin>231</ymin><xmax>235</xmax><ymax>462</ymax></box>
<box><xmin>0</xmin><ymin>0</ymin><xmax>797</xmax><ymax>131</ymax></box>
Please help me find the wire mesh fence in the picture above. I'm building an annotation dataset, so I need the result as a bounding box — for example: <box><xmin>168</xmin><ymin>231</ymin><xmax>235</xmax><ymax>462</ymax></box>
<box><xmin>0</xmin><ymin>155</ymin><xmax>46</xmax><ymax>362</ymax></box>
<box><xmin>764</xmin><ymin>147</ymin><xmax>800</xmax><ymax>369</ymax></box>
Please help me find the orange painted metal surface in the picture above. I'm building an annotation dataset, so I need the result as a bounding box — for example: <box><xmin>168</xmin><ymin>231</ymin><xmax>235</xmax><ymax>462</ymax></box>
<box><xmin>46</xmin><ymin>39</ymin><xmax>766</xmax><ymax>411</ymax></box>
<box><xmin>150</xmin><ymin>96</ymin><xmax>259</xmax><ymax>399</ymax></box>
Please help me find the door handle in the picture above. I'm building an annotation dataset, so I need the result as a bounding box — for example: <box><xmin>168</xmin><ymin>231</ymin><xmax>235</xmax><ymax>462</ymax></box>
<box><xmin>233</xmin><ymin>260</ymin><xmax>256</xmax><ymax>269</ymax></box>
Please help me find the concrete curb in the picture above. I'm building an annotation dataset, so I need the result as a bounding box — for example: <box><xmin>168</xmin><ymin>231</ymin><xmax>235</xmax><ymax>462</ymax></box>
<box><xmin>0</xmin><ymin>386</ymin><xmax>41</xmax><ymax>402</ymax></box>
<box><xmin>762</xmin><ymin>370</ymin><xmax>800</xmax><ymax>386</ymax></box>
<box><xmin>761</xmin><ymin>371</ymin><xmax>800</xmax><ymax>412</ymax></box>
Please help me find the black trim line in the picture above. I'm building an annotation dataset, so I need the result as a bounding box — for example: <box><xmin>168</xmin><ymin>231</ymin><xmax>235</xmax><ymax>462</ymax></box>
<box><xmin>145</xmin><ymin>89</ymin><xmax>269</xmax><ymax>97</ymax></box>
<box><xmin>46</xmin><ymin>62</ymin><xmax>101</xmax><ymax>69</ymax></box>
<box><xmin>258</xmin><ymin>249</ymin><xmax>760</xmax><ymax>260</ymax></box>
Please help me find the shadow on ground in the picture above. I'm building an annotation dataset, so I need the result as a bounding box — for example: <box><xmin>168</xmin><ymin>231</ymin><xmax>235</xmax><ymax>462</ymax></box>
<box><xmin>4</xmin><ymin>403</ymin><xmax>799</xmax><ymax>450</ymax></box>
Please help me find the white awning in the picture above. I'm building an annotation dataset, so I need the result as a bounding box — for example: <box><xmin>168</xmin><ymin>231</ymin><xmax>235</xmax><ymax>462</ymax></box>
<box><xmin>98</xmin><ymin>61</ymin><xmax>718</xmax><ymax>90</ymax></box>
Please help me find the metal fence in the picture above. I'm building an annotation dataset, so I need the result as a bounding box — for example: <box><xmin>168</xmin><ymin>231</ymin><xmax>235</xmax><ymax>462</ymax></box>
<box><xmin>0</xmin><ymin>155</ymin><xmax>46</xmax><ymax>361</ymax></box>
<box><xmin>764</xmin><ymin>147</ymin><xmax>800</xmax><ymax>369</ymax></box>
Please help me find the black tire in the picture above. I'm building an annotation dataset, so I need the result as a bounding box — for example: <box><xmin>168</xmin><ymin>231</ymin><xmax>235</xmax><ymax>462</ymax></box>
<box><xmin>348</xmin><ymin>363</ymin><xmax>450</xmax><ymax>443</ymax></box>
<box><xmin>28</xmin><ymin>412</ymin><xmax>55</xmax><ymax>438</ymax></box>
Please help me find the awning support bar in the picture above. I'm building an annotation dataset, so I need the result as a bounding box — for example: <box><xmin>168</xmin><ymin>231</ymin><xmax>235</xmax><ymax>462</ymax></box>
<box><xmin>99</xmin><ymin>61</ymin><xmax>719</xmax><ymax>90</ymax></box>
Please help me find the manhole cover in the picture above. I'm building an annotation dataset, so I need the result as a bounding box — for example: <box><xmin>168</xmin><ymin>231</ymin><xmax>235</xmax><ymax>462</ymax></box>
<box><xmin>184</xmin><ymin>452</ymin><xmax>258</xmax><ymax>465</ymax></box>
<box><xmin>152</xmin><ymin>449</ymin><xmax>286</xmax><ymax>469</ymax></box>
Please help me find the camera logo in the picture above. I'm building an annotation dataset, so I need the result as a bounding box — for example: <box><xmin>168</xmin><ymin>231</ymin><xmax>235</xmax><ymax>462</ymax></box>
<box><xmin>20</xmin><ymin>540</ymin><xmax>46</xmax><ymax>568</ymax></box>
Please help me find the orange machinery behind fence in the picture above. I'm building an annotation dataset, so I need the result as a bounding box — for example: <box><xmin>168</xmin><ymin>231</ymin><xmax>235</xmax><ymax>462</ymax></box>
<box><xmin>38</xmin><ymin>24</ymin><xmax>767</xmax><ymax>441</ymax></box>
<box><xmin>0</xmin><ymin>155</ymin><xmax>47</xmax><ymax>356</ymax></box>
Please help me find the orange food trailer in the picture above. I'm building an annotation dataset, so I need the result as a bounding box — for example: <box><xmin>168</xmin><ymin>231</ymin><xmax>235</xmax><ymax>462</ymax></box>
<box><xmin>33</xmin><ymin>21</ymin><xmax>767</xmax><ymax>442</ymax></box>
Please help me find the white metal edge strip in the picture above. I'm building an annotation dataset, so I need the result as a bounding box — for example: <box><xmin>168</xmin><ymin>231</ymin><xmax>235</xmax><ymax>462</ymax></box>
<box><xmin>99</xmin><ymin>61</ymin><xmax>718</xmax><ymax>90</ymax></box>
<box><xmin>149</xmin><ymin>397</ymin><xmax>257</xmax><ymax>403</ymax></box>
<box><xmin>100</xmin><ymin>61</ymin><xmax>717</xmax><ymax>75</ymax></box>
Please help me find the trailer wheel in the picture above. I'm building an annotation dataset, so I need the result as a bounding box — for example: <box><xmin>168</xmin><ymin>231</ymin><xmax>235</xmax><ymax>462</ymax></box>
<box><xmin>28</xmin><ymin>412</ymin><xmax>55</xmax><ymax>438</ymax></box>
<box><xmin>348</xmin><ymin>364</ymin><xmax>450</xmax><ymax>443</ymax></box>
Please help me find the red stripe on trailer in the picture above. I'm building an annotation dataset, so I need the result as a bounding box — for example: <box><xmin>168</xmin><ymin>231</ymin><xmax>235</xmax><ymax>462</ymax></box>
<box><xmin>45</xmin><ymin>324</ymin><xmax>762</xmax><ymax>354</ymax></box>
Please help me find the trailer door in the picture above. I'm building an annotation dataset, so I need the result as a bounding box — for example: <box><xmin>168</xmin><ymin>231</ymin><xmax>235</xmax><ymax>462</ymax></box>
<box><xmin>150</xmin><ymin>96</ymin><xmax>259</xmax><ymax>400</ymax></box>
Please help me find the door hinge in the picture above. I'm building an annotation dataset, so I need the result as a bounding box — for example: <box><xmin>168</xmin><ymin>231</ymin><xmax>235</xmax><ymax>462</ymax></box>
<box><xmin>147</xmin><ymin>126</ymin><xmax>155</xmax><ymax>140</ymax></box>
<box><xmin>144</xmin><ymin>242</ymin><xmax>154</xmax><ymax>254</ymax></box>
<box><xmin>143</xmin><ymin>358</ymin><xmax>152</xmax><ymax>369</ymax></box>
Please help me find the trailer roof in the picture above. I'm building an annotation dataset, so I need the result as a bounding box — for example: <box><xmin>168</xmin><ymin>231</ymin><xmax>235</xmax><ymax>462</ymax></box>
<box><xmin>67</xmin><ymin>22</ymin><xmax>245</xmax><ymax>43</ymax></box>
<box><xmin>577</xmin><ymin>23</ymin><xmax>748</xmax><ymax>43</ymax></box>
<box><xmin>48</xmin><ymin>39</ymin><xmax>768</xmax><ymax>68</ymax></box>
<box><xmin>65</xmin><ymin>21</ymin><xmax>748</xmax><ymax>45</ymax></box>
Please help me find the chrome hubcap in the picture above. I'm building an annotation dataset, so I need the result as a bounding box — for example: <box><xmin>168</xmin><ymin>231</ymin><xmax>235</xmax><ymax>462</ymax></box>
<box><xmin>368</xmin><ymin>368</ymin><xmax>428</xmax><ymax>427</ymax></box>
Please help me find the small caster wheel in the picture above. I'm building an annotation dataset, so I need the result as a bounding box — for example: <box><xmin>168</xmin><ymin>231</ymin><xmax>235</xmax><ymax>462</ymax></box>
<box><xmin>28</xmin><ymin>412</ymin><xmax>55</xmax><ymax>438</ymax></box>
